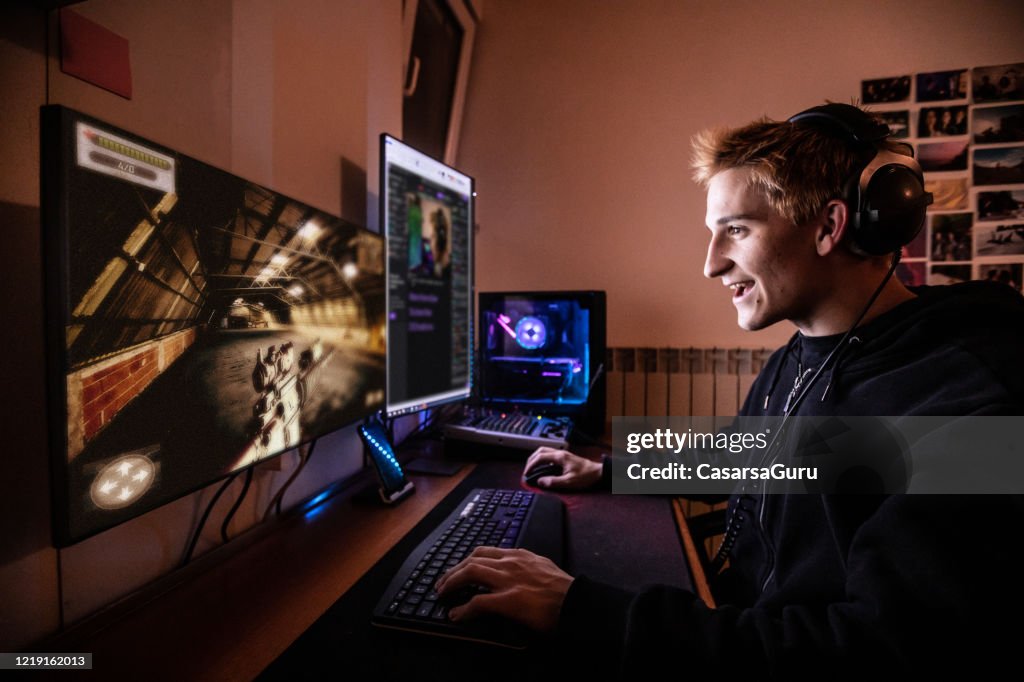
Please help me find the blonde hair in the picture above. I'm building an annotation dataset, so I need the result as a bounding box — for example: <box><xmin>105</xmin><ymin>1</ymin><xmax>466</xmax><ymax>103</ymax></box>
<box><xmin>691</xmin><ymin>109</ymin><xmax>904</xmax><ymax>227</ymax></box>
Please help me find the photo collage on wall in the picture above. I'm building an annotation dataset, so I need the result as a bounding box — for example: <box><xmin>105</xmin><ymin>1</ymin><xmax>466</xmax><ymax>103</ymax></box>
<box><xmin>862</xmin><ymin>62</ymin><xmax>1024</xmax><ymax>292</ymax></box>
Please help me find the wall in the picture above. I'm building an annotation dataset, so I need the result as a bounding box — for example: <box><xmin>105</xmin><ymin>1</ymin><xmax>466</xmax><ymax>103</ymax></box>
<box><xmin>458</xmin><ymin>0</ymin><xmax>1024</xmax><ymax>349</ymax></box>
<box><xmin>0</xmin><ymin>0</ymin><xmax>402</xmax><ymax>650</ymax></box>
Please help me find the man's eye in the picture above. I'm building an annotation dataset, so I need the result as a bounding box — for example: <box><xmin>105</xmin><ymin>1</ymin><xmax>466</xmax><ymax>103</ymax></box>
<box><xmin>727</xmin><ymin>225</ymin><xmax>746</xmax><ymax>236</ymax></box>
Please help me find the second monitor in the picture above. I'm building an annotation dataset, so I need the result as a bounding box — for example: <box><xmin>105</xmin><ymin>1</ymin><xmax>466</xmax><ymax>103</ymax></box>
<box><xmin>381</xmin><ymin>134</ymin><xmax>474</xmax><ymax>419</ymax></box>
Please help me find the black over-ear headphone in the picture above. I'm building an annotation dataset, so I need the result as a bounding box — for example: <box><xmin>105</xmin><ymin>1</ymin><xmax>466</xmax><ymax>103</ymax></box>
<box><xmin>788</xmin><ymin>103</ymin><xmax>933</xmax><ymax>256</ymax></box>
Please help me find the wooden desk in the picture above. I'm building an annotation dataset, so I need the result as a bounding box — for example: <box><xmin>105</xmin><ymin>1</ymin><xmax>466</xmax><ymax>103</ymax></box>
<box><xmin>261</xmin><ymin>457</ymin><xmax>692</xmax><ymax>679</ymax></box>
<box><xmin>48</xmin><ymin>451</ymin><xmax>474</xmax><ymax>682</ymax></box>
<box><xmin>48</xmin><ymin>445</ymin><xmax>691</xmax><ymax>681</ymax></box>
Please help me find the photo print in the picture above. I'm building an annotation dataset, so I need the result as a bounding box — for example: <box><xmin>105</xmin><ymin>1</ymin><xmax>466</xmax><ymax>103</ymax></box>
<box><xmin>973</xmin><ymin>104</ymin><xmax>1024</xmax><ymax>144</ymax></box>
<box><xmin>976</xmin><ymin>262</ymin><xmax>1023</xmax><ymax>293</ymax></box>
<box><xmin>978</xmin><ymin>190</ymin><xmax>1024</xmax><ymax>222</ymax></box>
<box><xmin>972</xmin><ymin>62</ymin><xmax>1024</xmax><ymax>103</ymax></box>
<box><xmin>916</xmin><ymin>69</ymin><xmax>968</xmax><ymax>102</ymax></box>
<box><xmin>896</xmin><ymin>261</ymin><xmax>926</xmax><ymax>287</ymax></box>
<box><xmin>930</xmin><ymin>213</ymin><xmax>972</xmax><ymax>262</ymax></box>
<box><xmin>928</xmin><ymin>263</ymin><xmax>971</xmax><ymax>285</ymax></box>
<box><xmin>406</xmin><ymin>194</ymin><xmax>453</xmax><ymax>280</ymax></box>
<box><xmin>861</xmin><ymin>75</ymin><xmax>911</xmax><ymax>104</ymax></box>
<box><xmin>976</xmin><ymin>223</ymin><xmax>1024</xmax><ymax>257</ymax></box>
<box><xmin>902</xmin><ymin>221</ymin><xmax>929</xmax><ymax>259</ymax></box>
<box><xmin>917</xmin><ymin>106</ymin><xmax>967</xmax><ymax>138</ymax></box>
<box><xmin>877</xmin><ymin>110</ymin><xmax>910</xmax><ymax>138</ymax></box>
<box><xmin>973</xmin><ymin>145</ymin><xmax>1024</xmax><ymax>186</ymax></box>
<box><xmin>917</xmin><ymin>140</ymin><xmax>969</xmax><ymax>172</ymax></box>
<box><xmin>924</xmin><ymin>177</ymin><xmax>969</xmax><ymax>211</ymax></box>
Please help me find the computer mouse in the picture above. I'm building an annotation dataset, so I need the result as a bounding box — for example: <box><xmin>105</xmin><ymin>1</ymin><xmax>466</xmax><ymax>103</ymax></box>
<box><xmin>524</xmin><ymin>462</ymin><xmax>563</xmax><ymax>487</ymax></box>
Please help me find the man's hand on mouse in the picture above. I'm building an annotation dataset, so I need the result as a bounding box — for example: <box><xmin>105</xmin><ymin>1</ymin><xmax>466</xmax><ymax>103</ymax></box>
<box><xmin>435</xmin><ymin>547</ymin><xmax>573</xmax><ymax>632</ymax></box>
<box><xmin>523</xmin><ymin>447</ymin><xmax>602</xmax><ymax>490</ymax></box>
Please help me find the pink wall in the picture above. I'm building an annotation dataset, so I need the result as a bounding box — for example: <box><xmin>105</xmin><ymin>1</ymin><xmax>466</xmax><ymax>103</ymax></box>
<box><xmin>458</xmin><ymin>0</ymin><xmax>1024</xmax><ymax>349</ymax></box>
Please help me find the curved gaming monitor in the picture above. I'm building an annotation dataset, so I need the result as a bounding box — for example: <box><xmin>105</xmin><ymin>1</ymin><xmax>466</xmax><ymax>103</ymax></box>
<box><xmin>42</xmin><ymin>106</ymin><xmax>386</xmax><ymax>546</ymax></box>
<box><xmin>380</xmin><ymin>134</ymin><xmax>474</xmax><ymax>418</ymax></box>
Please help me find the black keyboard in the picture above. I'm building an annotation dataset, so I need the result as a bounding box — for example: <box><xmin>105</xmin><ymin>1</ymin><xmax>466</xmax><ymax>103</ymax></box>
<box><xmin>371</xmin><ymin>488</ymin><xmax>565</xmax><ymax>648</ymax></box>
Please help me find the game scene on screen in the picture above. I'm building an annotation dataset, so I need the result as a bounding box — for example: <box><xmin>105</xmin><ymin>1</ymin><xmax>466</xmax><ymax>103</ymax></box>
<box><xmin>61</xmin><ymin>125</ymin><xmax>385</xmax><ymax>537</ymax></box>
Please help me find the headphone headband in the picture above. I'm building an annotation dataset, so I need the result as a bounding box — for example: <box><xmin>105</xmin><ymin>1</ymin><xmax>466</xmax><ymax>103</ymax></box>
<box><xmin>788</xmin><ymin>103</ymin><xmax>891</xmax><ymax>144</ymax></box>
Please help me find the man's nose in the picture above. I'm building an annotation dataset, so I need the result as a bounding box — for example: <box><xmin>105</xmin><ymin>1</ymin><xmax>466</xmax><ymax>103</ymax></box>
<box><xmin>704</xmin><ymin>235</ymin><xmax>730</xmax><ymax>279</ymax></box>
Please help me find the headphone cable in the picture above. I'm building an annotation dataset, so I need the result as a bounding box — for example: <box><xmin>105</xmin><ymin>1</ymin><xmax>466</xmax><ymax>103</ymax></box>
<box><xmin>710</xmin><ymin>251</ymin><xmax>901</xmax><ymax>572</ymax></box>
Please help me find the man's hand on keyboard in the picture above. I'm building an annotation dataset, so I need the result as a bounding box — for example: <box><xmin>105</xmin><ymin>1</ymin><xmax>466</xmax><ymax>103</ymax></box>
<box><xmin>523</xmin><ymin>447</ymin><xmax>602</xmax><ymax>490</ymax></box>
<box><xmin>435</xmin><ymin>546</ymin><xmax>572</xmax><ymax>633</ymax></box>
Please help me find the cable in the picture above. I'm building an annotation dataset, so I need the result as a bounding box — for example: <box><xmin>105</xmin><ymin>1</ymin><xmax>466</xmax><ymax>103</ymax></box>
<box><xmin>709</xmin><ymin>252</ymin><xmax>902</xmax><ymax>572</ymax></box>
<box><xmin>752</xmin><ymin>251</ymin><xmax>902</xmax><ymax>470</ymax></box>
<box><xmin>220</xmin><ymin>466</ymin><xmax>254</xmax><ymax>544</ymax></box>
<box><xmin>264</xmin><ymin>439</ymin><xmax>318</xmax><ymax>520</ymax></box>
<box><xmin>780</xmin><ymin>252</ymin><xmax>901</xmax><ymax>420</ymax></box>
<box><xmin>181</xmin><ymin>473</ymin><xmax>239</xmax><ymax>568</ymax></box>
<box><xmin>262</xmin><ymin>445</ymin><xmax>305</xmax><ymax>521</ymax></box>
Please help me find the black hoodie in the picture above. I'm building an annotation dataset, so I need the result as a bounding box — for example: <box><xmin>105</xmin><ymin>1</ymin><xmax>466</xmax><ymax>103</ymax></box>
<box><xmin>557</xmin><ymin>282</ymin><xmax>1024</xmax><ymax>678</ymax></box>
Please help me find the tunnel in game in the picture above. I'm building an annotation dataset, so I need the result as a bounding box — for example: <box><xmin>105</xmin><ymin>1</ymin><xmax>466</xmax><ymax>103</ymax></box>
<box><xmin>61</xmin><ymin>152</ymin><xmax>385</xmax><ymax>533</ymax></box>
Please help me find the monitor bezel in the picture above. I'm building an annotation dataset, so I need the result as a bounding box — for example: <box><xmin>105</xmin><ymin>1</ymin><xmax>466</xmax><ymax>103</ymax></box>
<box><xmin>42</xmin><ymin>105</ymin><xmax>386</xmax><ymax>546</ymax></box>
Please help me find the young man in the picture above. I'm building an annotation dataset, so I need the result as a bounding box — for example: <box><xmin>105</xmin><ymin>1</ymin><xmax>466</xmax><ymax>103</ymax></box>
<box><xmin>436</xmin><ymin>104</ymin><xmax>1024</xmax><ymax>675</ymax></box>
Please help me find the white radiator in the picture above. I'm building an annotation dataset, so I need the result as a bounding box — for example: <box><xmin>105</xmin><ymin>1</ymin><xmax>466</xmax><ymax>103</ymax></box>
<box><xmin>606</xmin><ymin>347</ymin><xmax>774</xmax><ymax>418</ymax></box>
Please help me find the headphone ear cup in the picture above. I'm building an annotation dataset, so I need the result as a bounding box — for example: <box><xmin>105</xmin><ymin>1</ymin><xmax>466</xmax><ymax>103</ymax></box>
<box><xmin>852</xmin><ymin>165</ymin><xmax>929</xmax><ymax>255</ymax></box>
<box><xmin>789</xmin><ymin>104</ymin><xmax>934</xmax><ymax>256</ymax></box>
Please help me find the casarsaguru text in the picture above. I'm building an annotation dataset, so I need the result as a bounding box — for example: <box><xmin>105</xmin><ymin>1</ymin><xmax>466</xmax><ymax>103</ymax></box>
<box><xmin>626</xmin><ymin>462</ymin><xmax>818</xmax><ymax>481</ymax></box>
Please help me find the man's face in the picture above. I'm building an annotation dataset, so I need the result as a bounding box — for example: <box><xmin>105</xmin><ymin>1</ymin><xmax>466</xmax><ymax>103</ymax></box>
<box><xmin>704</xmin><ymin>167</ymin><xmax>821</xmax><ymax>331</ymax></box>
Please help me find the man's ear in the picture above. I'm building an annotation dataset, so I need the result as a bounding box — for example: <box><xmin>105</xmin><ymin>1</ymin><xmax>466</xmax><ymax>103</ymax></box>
<box><xmin>815</xmin><ymin>199</ymin><xmax>850</xmax><ymax>256</ymax></box>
